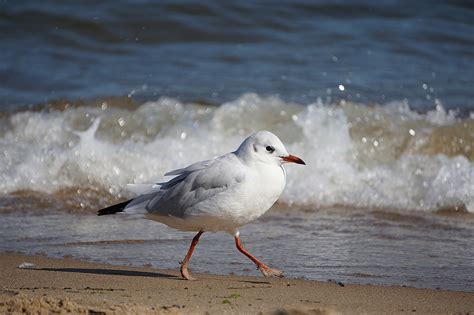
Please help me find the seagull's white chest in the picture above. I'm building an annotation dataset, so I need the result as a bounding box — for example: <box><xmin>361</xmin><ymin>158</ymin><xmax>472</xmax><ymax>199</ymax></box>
<box><xmin>233</xmin><ymin>162</ymin><xmax>286</xmax><ymax>223</ymax></box>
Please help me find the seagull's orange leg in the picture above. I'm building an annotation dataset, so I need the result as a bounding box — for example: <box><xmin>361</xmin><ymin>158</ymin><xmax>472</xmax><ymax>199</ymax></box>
<box><xmin>234</xmin><ymin>233</ymin><xmax>283</xmax><ymax>278</ymax></box>
<box><xmin>180</xmin><ymin>231</ymin><xmax>203</xmax><ymax>280</ymax></box>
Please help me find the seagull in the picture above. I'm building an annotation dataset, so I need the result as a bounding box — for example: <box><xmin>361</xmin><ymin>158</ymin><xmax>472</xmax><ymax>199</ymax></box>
<box><xmin>98</xmin><ymin>131</ymin><xmax>305</xmax><ymax>280</ymax></box>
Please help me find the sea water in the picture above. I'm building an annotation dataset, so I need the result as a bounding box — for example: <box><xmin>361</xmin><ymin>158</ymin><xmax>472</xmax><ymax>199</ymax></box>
<box><xmin>0</xmin><ymin>1</ymin><xmax>473</xmax><ymax>292</ymax></box>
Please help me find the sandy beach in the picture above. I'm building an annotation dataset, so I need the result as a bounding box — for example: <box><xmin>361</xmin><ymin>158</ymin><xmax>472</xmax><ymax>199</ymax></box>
<box><xmin>2</xmin><ymin>1</ymin><xmax>473</xmax><ymax>314</ymax></box>
<box><xmin>0</xmin><ymin>252</ymin><xmax>472</xmax><ymax>314</ymax></box>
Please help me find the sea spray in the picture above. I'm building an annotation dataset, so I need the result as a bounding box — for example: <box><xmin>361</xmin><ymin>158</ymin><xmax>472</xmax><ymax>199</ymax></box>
<box><xmin>0</xmin><ymin>94</ymin><xmax>472</xmax><ymax>212</ymax></box>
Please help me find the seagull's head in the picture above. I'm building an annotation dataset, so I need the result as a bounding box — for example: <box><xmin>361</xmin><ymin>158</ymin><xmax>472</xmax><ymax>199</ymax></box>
<box><xmin>236</xmin><ymin>131</ymin><xmax>305</xmax><ymax>166</ymax></box>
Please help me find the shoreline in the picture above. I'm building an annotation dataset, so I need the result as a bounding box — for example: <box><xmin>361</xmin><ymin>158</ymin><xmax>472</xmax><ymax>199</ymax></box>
<box><xmin>1</xmin><ymin>252</ymin><xmax>473</xmax><ymax>314</ymax></box>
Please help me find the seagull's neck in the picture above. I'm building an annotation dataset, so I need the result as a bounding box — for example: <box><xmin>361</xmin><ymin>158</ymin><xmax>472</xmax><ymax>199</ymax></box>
<box><xmin>234</xmin><ymin>138</ymin><xmax>255</xmax><ymax>162</ymax></box>
<box><xmin>233</xmin><ymin>150</ymin><xmax>252</xmax><ymax>165</ymax></box>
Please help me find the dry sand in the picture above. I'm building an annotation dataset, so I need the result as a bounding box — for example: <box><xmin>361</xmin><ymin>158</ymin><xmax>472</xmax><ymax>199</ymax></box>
<box><xmin>0</xmin><ymin>252</ymin><xmax>472</xmax><ymax>314</ymax></box>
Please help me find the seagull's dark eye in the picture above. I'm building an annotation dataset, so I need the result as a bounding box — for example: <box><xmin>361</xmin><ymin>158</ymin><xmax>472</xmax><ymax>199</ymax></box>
<box><xmin>266</xmin><ymin>145</ymin><xmax>275</xmax><ymax>153</ymax></box>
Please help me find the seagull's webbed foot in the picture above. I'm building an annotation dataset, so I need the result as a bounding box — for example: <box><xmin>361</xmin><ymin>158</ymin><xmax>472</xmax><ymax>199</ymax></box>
<box><xmin>180</xmin><ymin>263</ymin><xmax>197</xmax><ymax>281</ymax></box>
<box><xmin>258</xmin><ymin>264</ymin><xmax>284</xmax><ymax>278</ymax></box>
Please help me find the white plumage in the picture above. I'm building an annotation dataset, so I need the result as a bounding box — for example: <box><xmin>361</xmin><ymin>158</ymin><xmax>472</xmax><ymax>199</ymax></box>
<box><xmin>99</xmin><ymin>130</ymin><xmax>305</xmax><ymax>280</ymax></box>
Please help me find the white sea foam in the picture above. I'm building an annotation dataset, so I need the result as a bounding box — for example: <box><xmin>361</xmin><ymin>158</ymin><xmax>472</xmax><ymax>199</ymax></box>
<box><xmin>0</xmin><ymin>94</ymin><xmax>472</xmax><ymax>212</ymax></box>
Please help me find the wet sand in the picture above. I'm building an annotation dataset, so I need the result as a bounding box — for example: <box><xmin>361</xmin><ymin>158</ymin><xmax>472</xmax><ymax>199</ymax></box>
<box><xmin>0</xmin><ymin>253</ymin><xmax>473</xmax><ymax>314</ymax></box>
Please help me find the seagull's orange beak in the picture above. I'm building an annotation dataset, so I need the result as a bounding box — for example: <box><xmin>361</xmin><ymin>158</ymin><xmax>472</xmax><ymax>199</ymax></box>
<box><xmin>282</xmin><ymin>154</ymin><xmax>306</xmax><ymax>165</ymax></box>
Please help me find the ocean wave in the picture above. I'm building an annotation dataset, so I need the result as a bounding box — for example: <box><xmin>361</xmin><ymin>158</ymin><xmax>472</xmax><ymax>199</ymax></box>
<box><xmin>0</xmin><ymin>94</ymin><xmax>472</xmax><ymax>212</ymax></box>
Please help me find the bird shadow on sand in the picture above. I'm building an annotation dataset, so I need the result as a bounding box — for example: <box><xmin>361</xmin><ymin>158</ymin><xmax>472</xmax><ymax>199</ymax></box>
<box><xmin>38</xmin><ymin>267</ymin><xmax>180</xmax><ymax>280</ymax></box>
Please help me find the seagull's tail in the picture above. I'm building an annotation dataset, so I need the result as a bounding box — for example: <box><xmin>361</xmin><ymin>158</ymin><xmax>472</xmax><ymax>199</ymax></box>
<box><xmin>97</xmin><ymin>199</ymin><xmax>133</xmax><ymax>216</ymax></box>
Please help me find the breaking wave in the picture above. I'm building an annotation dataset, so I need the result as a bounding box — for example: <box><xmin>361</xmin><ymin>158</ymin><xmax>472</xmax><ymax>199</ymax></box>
<box><xmin>0</xmin><ymin>94</ymin><xmax>472</xmax><ymax>212</ymax></box>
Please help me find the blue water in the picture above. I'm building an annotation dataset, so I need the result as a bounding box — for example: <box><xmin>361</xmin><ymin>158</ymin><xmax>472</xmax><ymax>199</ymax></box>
<box><xmin>1</xmin><ymin>0</ymin><xmax>474</xmax><ymax>111</ymax></box>
<box><xmin>1</xmin><ymin>1</ymin><xmax>473</xmax><ymax>293</ymax></box>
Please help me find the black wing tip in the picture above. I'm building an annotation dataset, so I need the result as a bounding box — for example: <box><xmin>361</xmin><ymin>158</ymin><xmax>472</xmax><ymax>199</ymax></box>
<box><xmin>97</xmin><ymin>199</ymin><xmax>132</xmax><ymax>216</ymax></box>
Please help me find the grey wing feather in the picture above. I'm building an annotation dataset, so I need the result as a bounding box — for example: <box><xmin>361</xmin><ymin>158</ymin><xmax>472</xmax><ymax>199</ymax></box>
<box><xmin>163</xmin><ymin>159</ymin><xmax>214</xmax><ymax>177</ymax></box>
<box><xmin>147</xmin><ymin>155</ymin><xmax>244</xmax><ymax>218</ymax></box>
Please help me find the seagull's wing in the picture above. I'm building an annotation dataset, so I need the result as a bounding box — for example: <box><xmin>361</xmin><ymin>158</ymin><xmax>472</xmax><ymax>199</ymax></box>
<box><xmin>163</xmin><ymin>159</ymin><xmax>214</xmax><ymax>177</ymax></box>
<box><xmin>145</xmin><ymin>154</ymin><xmax>245</xmax><ymax>218</ymax></box>
<box><xmin>124</xmin><ymin>159</ymin><xmax>217</xmax><ymax>205</ymax></box>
